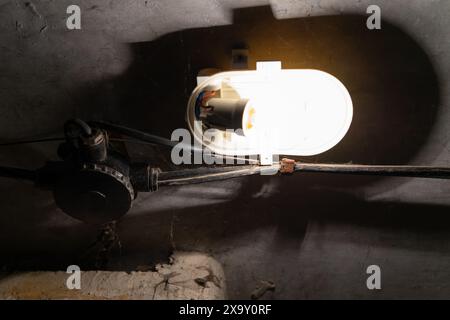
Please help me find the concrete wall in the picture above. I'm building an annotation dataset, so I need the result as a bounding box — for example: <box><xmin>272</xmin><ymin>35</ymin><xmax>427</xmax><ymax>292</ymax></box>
<box><xmin>0</xmin><ymin>0</ymin><xmax>449</xmax><ymax>299</ymax></box>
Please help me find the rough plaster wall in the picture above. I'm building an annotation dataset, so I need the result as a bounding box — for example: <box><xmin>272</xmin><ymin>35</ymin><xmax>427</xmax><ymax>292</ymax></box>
<box><xmin>0</xmin><ymin>0</ymin><xmax>449</xmax><ymax>299</ymax></box>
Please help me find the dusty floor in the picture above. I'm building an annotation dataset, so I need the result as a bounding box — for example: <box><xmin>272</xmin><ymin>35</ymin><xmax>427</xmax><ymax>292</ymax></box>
<box><xmin>0</xmin><ymin>0</ymin><xmax>449</xmax><ymax>299</ymax></box>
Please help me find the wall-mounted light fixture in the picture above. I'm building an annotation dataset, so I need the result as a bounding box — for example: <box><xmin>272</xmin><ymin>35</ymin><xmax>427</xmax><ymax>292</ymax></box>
<box><xmin>187</xmin><ymin>61</ymin><xmax>353</xmax><ymax>164</ymax></box>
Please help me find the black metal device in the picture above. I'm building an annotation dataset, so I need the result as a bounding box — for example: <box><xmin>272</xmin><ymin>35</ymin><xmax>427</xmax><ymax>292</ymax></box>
<box><xmin>2</xmin><ymin>119</ymin><xmax>160</xmax><ymax>224</ymax></box>
<box><xmin>0</xmin><ymin>119</ymin><xmax>449</xmax><ymax>225</ymax></box>
<box><xmin>41</xmin><ymin>120</ymin><xmax>159</xmax><ymax>224</ymax></box>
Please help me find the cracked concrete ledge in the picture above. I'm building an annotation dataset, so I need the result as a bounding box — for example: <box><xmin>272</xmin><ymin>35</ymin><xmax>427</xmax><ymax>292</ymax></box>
<box><xmin>0</xmin><ymin>251</ymin><xmax>226</xmax><ymax>300</ymax></box>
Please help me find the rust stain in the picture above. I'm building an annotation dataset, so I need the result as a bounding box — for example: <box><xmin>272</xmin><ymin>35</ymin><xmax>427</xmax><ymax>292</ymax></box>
<box><xmin>279</xmin><ymin>158</ymin><xmax>296</xmax><ymax>174</ymax></box>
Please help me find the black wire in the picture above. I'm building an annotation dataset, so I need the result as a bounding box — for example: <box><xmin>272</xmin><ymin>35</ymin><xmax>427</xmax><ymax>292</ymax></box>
<box><xmin>3</xmin><ymin>121</ymin><xmax>448</xmax><ymax>184</ymax></box>
<box><xmin>64</xmin><ymin>118</ymin><xmax>92</xmax><ymax>138</ymax></box>
<box><xmin>0</xmin><ymin>121</ymin><xmax>258</xmax><ymax>163</ymax></box>
<box><xmin>0</xmin><ymin>133</ymin><xmax>256</xmax><ymax>164</ymax></box>
<box><xmin>295</xmin><ymin>163</ymin><xmax>450</xmax><ymax>179</ymax></box>
<box><xmin>0</xmin><ymin>137</ymin><xmax>66</xmax><ymax>147</ymax></box>
<box><xmin>0</xmin><ymin>166</ymin><xmax>36</xmax><ymax>181</ymax></box>
<box><xmin>0</xmin><ymin>136</ymin><xmax>152</xmax><ymax>147</ymax></box>
<box><xmin>89</xmin><ymin>121</ymin><xmax>259</xmax><ymax>164</ymax></box>
<box><xmin>88</xmin><ymin>121</ymin><xmax>184</xmax><ymax>149</ymax></box>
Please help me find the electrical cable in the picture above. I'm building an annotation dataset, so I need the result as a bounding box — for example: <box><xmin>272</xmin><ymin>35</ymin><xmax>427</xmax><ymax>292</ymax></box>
<box><xmin>294</xmin><ymin>163</ymin><xmax>450</xmax><ymax>179</ymax></box>
<box><xmin>2</xmin><ymin>122</ymin><xmax>448</xmax><ymax>184</ymax></box>
<box><xmin>157</xmin><ymin>162</ymin><xmax>450</xmax><ymax>186</ymax></box>
<box><xmin>64</xmin><ymin>118</ymin><xmax>92</xmax><ymax>138</ymax></box>
<box><xmin>0</xmin><ymin>137</ymin><xmax>65</xmax><ymax>147</ymax></box>
<box><xmin>0</xmin><ymin>134</ymin><xmax>257</xmax><ymax>164</ymax></box>
<box><xmin>88</xmin><ymin>121</ymin><xmax>184</xmax><ymax>149</ymax></box>
<box><xmin>89</xmin><ymin>121</ymin><xmax>259</xmax><ymax>164</ymax></box>
<box><xmin>0</xmin><ymin>166</ymin><xmax>36</xmax><ymax>181</ymax></box>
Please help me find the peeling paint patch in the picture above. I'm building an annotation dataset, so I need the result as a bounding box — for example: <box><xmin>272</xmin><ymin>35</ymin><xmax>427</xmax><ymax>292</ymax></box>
<box><xmin>0</xmin><ymin>252</ymin><xmax>226</xmax><ymax>299</ymax></box>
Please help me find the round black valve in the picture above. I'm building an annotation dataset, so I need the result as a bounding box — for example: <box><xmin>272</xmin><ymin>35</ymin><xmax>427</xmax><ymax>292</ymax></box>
<box><xmin>54</xmin><ymin>163</ymin><xmax>134</xmax><ymax>225</ymax></box>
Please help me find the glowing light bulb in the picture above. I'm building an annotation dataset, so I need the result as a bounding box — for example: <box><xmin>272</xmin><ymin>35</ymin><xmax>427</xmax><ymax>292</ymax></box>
<box><xmin>187</xmin><ymin>62</ymin><xmax>353</xmax><ymax>158</ymax></box>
